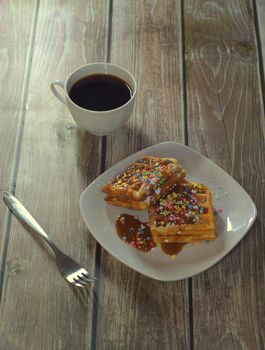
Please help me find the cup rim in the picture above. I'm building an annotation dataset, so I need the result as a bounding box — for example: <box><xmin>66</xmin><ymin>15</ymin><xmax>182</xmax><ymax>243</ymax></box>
<box><xmin>65</xmin><ymin>62</ymin><xmax>137</xmax><ymax>115</ymax></box>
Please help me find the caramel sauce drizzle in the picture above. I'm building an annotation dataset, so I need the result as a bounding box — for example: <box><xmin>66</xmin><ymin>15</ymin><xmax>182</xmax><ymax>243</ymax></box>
<box><xmin>116</xmin><ymin>214</ymin><xmax>185</xmax><ymax>256</ymax></box>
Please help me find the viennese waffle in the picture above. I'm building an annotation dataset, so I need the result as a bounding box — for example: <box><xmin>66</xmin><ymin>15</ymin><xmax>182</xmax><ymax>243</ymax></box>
<box><xmin>102</xmin><ymin>156</ymin><xmax>186</xmax><ymax>210</ymax></box>
<box><xmin>149</xmin><ymin>180</ymin><xmax>216</xmax><ymax>243</ymax></box>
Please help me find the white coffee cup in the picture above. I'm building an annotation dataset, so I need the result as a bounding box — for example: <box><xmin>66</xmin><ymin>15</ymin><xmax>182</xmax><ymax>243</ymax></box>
<box><xmin>50</xmin><ymin>63</ymin><xmax>137</xmax><ymax>136</ymax></box>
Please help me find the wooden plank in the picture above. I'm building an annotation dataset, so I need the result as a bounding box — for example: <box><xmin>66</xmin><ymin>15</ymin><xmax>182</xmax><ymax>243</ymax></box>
<box><xmin>184</xmin><ymin>0</ymin><xmax>265</xmax><ymax>349</ymax></box>
<box><xmin>256</xmin><ymin>0</ymin><xmax>265</xmax><ymax>85</ymax></box>
<box><xmin>0</xmin><ymin>1</ymin><xmax>36</xmax><ymax>261</ymax></box>
<box><xmin>0</xmin><ymin>1</ymin><xmax>109</xmax><ymax>349</ymax></box>
<box><xmin>95</xmin><ymin>1</ymin><xmax>190</xmax><ymax>349</ymax></box>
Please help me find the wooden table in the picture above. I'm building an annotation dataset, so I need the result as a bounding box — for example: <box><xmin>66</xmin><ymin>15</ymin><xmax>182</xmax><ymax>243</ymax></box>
<box><xmin>0</xmin><ymin>1</ymin><xmax>264</xmax><ymax>349</ymax></box>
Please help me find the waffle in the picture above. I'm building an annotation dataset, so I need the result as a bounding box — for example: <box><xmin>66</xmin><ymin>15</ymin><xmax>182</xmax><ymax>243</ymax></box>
<box><xmin>149</xmin><ymin>180</ymin><xmax>216</xmax><ymax>243</ymax></box>
<box><xmin>102</xmin><ymin>156</ymin><xmax>186</xmax><ymax>210</ymax></box>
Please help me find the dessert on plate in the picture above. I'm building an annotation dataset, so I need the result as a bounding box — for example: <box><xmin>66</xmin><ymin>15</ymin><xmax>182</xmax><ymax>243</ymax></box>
<box><xmin>102</xmin><ymin>156</ymin><xmax>186</xmax><ymax>210</ymax></box>
<box><xmin>149</xmin><ymin>180</ymin><xmax>216</xmax><ymax>243</ymax></box>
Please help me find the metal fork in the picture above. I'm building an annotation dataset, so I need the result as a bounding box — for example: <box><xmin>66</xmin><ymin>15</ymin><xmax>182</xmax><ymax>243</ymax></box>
<box><xmin>3</xmin><ymin>191</ymin><xmax>96</xmax><ymax>287</ymax></box>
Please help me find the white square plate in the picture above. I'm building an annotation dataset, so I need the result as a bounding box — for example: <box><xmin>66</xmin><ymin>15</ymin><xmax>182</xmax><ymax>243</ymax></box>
<box><xmin>80</xmin><ymin>142</ymin><xmax>256</xmax><ymax>281</ymax></box>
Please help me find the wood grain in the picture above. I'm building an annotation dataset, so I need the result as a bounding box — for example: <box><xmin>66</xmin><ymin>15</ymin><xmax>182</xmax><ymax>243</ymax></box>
<box><xmin>1</xmin><ymin>1</ymin><xmax>264</xmax><ymax>349</ymax></box>
<box><xmin>256</xmin><ymin>0</ymin><xmax>265</xmax><ymax>89</ymax></box>
<box><xmin>184</xmin><ymin>0</ymin><xmax>265</xmax><ymax>349</ymax></box>
<box><xmin>0</xmin><ymin>0</ymin><xmax>36</xmax><ymax>267</ymax></box>
<box><xmin>95</xmin><ymin>1</ymin><xmax>189</xmax><ymax>349</ymax></box>
<box><xmin>0</xmin><ymin>1</ymin><xmax>109</xmax><ymax>349</ymax></box>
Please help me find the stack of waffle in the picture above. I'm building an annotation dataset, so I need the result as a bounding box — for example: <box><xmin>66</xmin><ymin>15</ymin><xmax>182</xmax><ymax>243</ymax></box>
<box><xmin>149</xmin><ymin>180</ymin><xmax>216</xmax><ymax>243</ymax></box>
<box><xmin>102</xmin><ymin>156</ymin><xmax>186</xmax><ymax>210</ymax></box>
<box><xmin>102</xmin><ymin>156</ymin><xmax>216</xmax><ymax>244</ymax></box>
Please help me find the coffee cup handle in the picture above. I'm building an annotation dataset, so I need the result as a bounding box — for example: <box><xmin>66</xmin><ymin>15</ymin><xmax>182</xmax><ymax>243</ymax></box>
<box><xmin>50</xmin><ymin>80</ymin><xmax>65</xmax><ymax>104</ymax></box>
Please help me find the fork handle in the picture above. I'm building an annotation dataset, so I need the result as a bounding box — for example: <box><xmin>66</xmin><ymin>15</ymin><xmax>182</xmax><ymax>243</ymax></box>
<box><xmin>3</xmin><ymin>192</ymin><xmax>60</xmax><ymax>255</ymax></box>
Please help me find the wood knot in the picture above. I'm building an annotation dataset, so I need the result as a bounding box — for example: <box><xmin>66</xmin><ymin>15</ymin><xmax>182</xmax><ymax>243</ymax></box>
<box><xmin>7</xmin><ymin>259</ymin><xmax>26</xmax><ymax>277</ymax></box>
<box><xmin>234</xmin><ymin>41</ymin><xmax>254</xmax><ymax>57</ymax></box>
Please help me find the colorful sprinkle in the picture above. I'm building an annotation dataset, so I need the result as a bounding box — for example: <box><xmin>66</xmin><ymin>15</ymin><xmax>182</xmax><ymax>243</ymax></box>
<box><xmin>155</xmin><ymin>182</ymin><xmax>208</xmax><ymax>227</ymax></box>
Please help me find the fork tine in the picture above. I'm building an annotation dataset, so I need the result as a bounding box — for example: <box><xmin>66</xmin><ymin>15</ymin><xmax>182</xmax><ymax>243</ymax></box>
<box><xmin>81</xmin><ymin>270</ymin><xmax>97</xmax><ymax>281</ymax></box>
<box><xmin>73</xmin><ymin>277</ymin><xmax>87</xmax><ymax>287</ymax></box>
<box><xmin>78</xmin><ymin>275</ymin><xmax>90</xmax><ymax>284</ymax></box>
<box><xmin>79</xmin><ymin>273</ymin><xmax>95</xmax><ymax>284</ymax></box>
<box><xmin>72</xmin><ymin>281</ymin><xmax>85</xmax><ymax>288</ymax></box>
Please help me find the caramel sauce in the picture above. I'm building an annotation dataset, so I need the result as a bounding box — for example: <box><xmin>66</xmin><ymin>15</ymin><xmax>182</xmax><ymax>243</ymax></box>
<box><xmin>161</xmin><ymin>242</ymin><xmax>186</xmax><ymax>256</ymax></box>
<box><xmin>116</xmin><ymin>214</ymin><xmax>156</xmax><ymax>252</ymax></box>
<box><xmin>116</xmin><ymin>214</ymin><xmax>186</xmax><ymax>256</ymax></box>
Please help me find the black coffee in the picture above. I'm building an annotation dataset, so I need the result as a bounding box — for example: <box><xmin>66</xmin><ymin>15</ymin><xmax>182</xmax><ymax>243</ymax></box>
<box><xmin>69</xmin><ymin>74</ymin><xmax>132</xmax><ymax>111</ymax></box>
